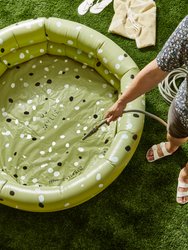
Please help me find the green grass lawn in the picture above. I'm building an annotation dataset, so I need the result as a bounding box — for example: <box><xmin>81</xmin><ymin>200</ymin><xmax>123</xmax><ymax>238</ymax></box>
<box><xmin>0</xmin><ymin>0</ymin><xmax>188</xmax><ymax>249</ymax></box>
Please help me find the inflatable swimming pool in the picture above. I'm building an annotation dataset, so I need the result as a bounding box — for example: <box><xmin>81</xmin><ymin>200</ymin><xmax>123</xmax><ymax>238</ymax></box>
<box><xmin>0</xmin><ymin>17</ymin><xmax>145</xmax><ymax>212</ymax></box>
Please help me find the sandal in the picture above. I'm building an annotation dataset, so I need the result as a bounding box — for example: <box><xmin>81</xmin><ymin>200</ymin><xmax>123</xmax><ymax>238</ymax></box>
<box><xmin>89</xmin><ymin>0</ymin><xmax>113</xmax><ymax>14</ymax></box>
<box><xmin>78</xmin><ymin>0</ymin><xmax>95</xmax><ymax>15</ymax></box>
<box><xmin>146</xmin><ymin>142</ymin><xmax>172</xmax><ymax>162</ymax></box>
<box><xmin>176</xmin><ymin>179</ymin><xmax>188</xmax><ymax>205</ymax></box>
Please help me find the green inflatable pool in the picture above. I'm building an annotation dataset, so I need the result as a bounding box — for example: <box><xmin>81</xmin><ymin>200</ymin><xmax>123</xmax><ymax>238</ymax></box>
<box><xmin>0</xmin><ymin>17</ymin><xmax>145</xmax><ymax>212</ymax></box>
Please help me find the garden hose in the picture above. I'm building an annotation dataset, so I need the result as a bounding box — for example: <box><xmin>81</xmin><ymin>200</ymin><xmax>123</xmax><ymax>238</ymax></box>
<box><xmin>158</xmin><ymin>67</ymin><xmax>188</xmax><ymax>104</ymax></box>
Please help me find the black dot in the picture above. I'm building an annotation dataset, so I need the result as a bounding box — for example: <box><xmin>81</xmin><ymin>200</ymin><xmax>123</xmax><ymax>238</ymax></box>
<box><xmin>29</xmin><ymin>72</ymin><xmax>34</xmax><ymax>76</ymax></box>
<box><xmin>39</xmin><ymin>202</ymin><xmax>44</xmax><ymax>208</ymax></box>
<box><xmin>23</xmin><ymin>184</ymin><xmax>27</xmax><ymax>186</ymax></box>
<box><xmin>13</xmin><ymin>174</ymin><xmax>18</xmax><ymax>178</ymax></box>
<box><xmin>57</xmin><ymin>162</ymin><xmax>62</xmax><ymax>166</ymax></box>
<box><xmin>16</xmin><ymin>65</ymin><xmax>20</xmax><ymax>69</ymax></box>
<box><xmin>45</xmin><ymin>33</ymin><xmax>48</xmax><ymax>37</ymax></box>
<box><xmin>32</xmin><ymin>137</ymin><xmax>37</xmax><ymax>141</ymax></box>
<box><xmin>93</xmin><ymin>114</ymin><xmax>98</xmax><ymax>119</ymax></box>
<box><xmin>83</xmin><ymin>99</ymin><xmax>86</xmax><ymax>102</ymax></box>
<box><xmin>9</xmin><ymin>191</ymin><xmax>15</xmax><ymax>196</ymax></box>
<box><xmin>124</xmin><ymin>53</ymin><xmax>128</xmax><ymax>57</ymax></box>
<box><xmin>79</xmin><ymin>156</ymin><xmax>82</xmax><ymax>159</ymax></box>
<box><xmin>45</xmin><ymin>98</ymin><xmax>48</xmax><ymax>100</ymax></box>
<box><xmin>125</xmin><ymin>146</ymin><xmax>131</xmax><ymax>152</ymax></box>
<box><xmin>0</xmin><ymin>198</ymin><xmax>4</xmax><ymax>201</ymax></box>
<box><xmin>132</xmin><ymin>134</ymin><xmax>138</xmax><ymax>140</ymax></box>
<box><xmin>14</xmin><ymin>152</ymin><xmax>17</xmax><ymax>156</ymax></box>
<box><xmin>8</xmin><ymin>98</ymin><xmax>13</xmax><ymax>103</ymax></box>
<box><xmin>47</xmin><ymin>79</ymin><xmax>52</xmax><ymax>84</ymax></box>
<box><xmin>8</xmin><ymin>63</ymin><xmax>11</xmax><ymax>66</ymax></box>
<box><xmin>35</xmin><ymin>82</ymin><xmax>40</xmax><ymax>86</ymax></box>
<box><xmin>114</xmin><ymin>90</ymin><xmax>118</xmax><ymax>95</ymax></box>
<box><xmin>96</xmin><ymin>62</ymin><xmax>101</xmax><ymax>67</ymax></box>
<box><xmin>24</xmin><ymin>111</ymin><xmax>30</xmax><ymax>115</ymax></box>
<box><xmin>75</xmin><ymin>75</ymin><xmax>80</xmax><ymax>79</ymax></box>
<box><xmin>1</xmin><ymin>48</ymin><xmax>5</xmax><ymax>53</ymax></box>
<box><xmin>62</xmin><ymin>117</ymin><xmax>66</xmax><ymax>120</ymax></box>
<box><xmin>6</xmin><ymin>118</ymin><xmax>11</xmax><ymax>122</ymax></box>
<box><xmin>62</xmin><ymin>71</ymin><xmax>66</xmax><ymax>74</ymax></box>
<box><xmin>66</xmin><ymin>151</ymin><xmax>69</xmax><ymax>154</ymax></box>
<box><xmin>104</xmin><ymin>139</ymin><xmax>109</xmax><ymax>144</ymax></box>
<box><xmin>130</xmin><ymin>74</ymin><xmax>135</xmax><ymax>79</ymax></box>
<box><xmin>69</xmin><ymin>96</ymin><xmax>74</xmax><ymax>102</ymax></box>
<box><xmin>23</xmin><ymin>166</ymin><xmax>27</xmax><ymax>170</ymax></box>
<box><xmin>133</xmin><ymin>113</ymin><xmax>139</xmax><ymax>118</ymax></box>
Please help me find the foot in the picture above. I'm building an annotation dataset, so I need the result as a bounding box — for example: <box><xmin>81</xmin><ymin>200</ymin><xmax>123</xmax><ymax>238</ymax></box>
<box><xmin>177</xmin><ymin>167</ymin><xmax>188</xmax><ymax>205</ymax></box>
<box><xmin>146</xmin><ymin>142</ymin><xmax>178</xmax><ymax>162</ymax></box>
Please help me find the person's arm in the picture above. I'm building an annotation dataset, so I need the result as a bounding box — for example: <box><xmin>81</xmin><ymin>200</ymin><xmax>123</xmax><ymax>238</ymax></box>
<box><xmin>105</xmin><ymin>59</ymin><xmax>169</xmax><ymax>123</ymax></box>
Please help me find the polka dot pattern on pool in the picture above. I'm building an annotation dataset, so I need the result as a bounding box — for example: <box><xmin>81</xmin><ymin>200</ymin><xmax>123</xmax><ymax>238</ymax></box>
<box><xmin>0</xmin><ymin>54</ymin><xmax>117</xmax><ymax>187</ymax></box>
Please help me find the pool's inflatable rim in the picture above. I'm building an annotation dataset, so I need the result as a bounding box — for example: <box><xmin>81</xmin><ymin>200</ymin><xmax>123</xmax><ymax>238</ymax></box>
<box><xmin>0</xmin><ymin>17</ymin><xmax>145</xmax><ymax>212</ymax></box>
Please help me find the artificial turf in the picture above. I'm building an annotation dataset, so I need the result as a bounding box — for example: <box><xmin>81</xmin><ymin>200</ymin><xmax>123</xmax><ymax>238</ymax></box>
<box><xmin>0</xmin><ymin>0</ymin><xmax>188</xmax><ymax>249</ymax></box>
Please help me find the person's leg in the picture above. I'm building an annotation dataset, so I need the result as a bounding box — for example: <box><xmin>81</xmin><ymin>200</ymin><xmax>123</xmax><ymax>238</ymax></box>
<box><xmin>146</xmin><ymin>98</ymin><xmax>188</xmax><ymax>162</ymax></box>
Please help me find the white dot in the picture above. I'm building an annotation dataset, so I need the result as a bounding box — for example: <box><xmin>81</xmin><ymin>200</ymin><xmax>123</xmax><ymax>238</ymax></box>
<box><xmin>41</xmin><ymin>163</ymin><xmax>48</xmax><ymax>168</ymax></box>
<box><xmin>48</xmin><ymin>147</ymin><xmax>52</xmax><ymax>153</ymax></box>
<box><xmin>96</xmin><ymin>173</ymin><xmax>101</xmax><ymax>181</ymax></box>
<box><xmin>2</xmin><ymin>112</ymin><xmax>7</xmax><ymax>117</ymax></box>
<box><xmin>121</xmin><ymin>134</ymin><xmax>128</xmax><ymax>139</ymax></box>
<box><xmin>98</xmin><ymin>49</ymin><xmax>103</xmax><ymax>54</ymax></box>
<box><xmin>125</xmin><ymin>123</ymin><xmax>133</xmax><ymax>129</ymax></box>
<box><xmin>0</xmin><ymin>38</ymin><xmax>3</xmax><ymax>44</ymax></box>
<box><xmin>26</xmin><ymin>134</ymin><xmax>32</xmax><ymax>139</ymax></box>
<box><xmin>78</xmin><ymin>147</ymin><xmax>84</xmax><ymax>152</ymax></box>
<box><xmin>25</xmin><ymin>121</ymin><xmax>29</xmax><ymax>126</ymax></box>
<box><xmin>32</xmin><ymin>105</ymin><xmax>36</xmax><ymax>110</ymax></box>
<box><xmin>64</xmin><ymin>203</ymin><xmax>70</xmax><ymax>207</ymax></box>
<box><xmin>115</xmin><ymin>64</ymin><xmax>120</xmax><ymax>69</ymax></box>
<box><xmin>54</xmin><ymin>171</ymin><xmax>60</xmax><ymax>177</ymax></box>
<box><xmin>118</xmin><ymin>55</ymin><xmax>124</xmax><ymax>61</ymax></box>
<box><xmin>8</xmin><ymin>157</ymin><xmax>12</xmax><ymax>162</ymax></box>
<box><xmin>40</xmin><ymin>49</ymin><xmax>45</xmax><ymax>53</ymax></box>
<box><xmin>76</xmin><ymin>130</ymin><xmax>81</xmax><ymax>134</ymax></box>
<box><xmin>15</xmin><ymin>119</ymin><xmax>19</xmax><ymax>125</ymax></box>
<box><xmin>48</xmin><ymin>168</ymin><xmax>53</xmax><ymax>173</ymax></box>
<box><xmin>103</xmin><ymin>58</ymin><xmax>108</xmax><ymax>63</ymax></box>
<box><xmin>74</xmin><ymin>162</ymin><xmax>79</xmax><ymax>167</ymax></box>
<box><xmin>109</xmin><ymin>155</ymin><xmax>119</xmax><ymax>163</ymax></box>
<box><xmin>76</xmin><ymin>26</ymin><xmax>82</xmax><ymax>31</ymax></box>
<box><xmin>64</xmin><ymin>84</ymin><xmax>69</xmax><ymax>88</ymax></box>
<box><xmin>99</xmin><ymin>154</ymin><xmax>104</xmax><ymax>159</ymax></box>
<box><xmin>38</xmin><ymin>195</ymin><xmax>44</xmax><ymax>202</ymax></box>
<box><xmin>11</xmin><ymin>83</ymin><xmax>16</xmax><ymax>88</ymax></box>
<box><xmin>65</xmin><ymin>143</ymin><xmax>70</xmax><ymax>148</ymax></box>
<box><xmin>5</xmin><ymin>143</ymin><xmax>10</xmax><ymax>148</ymax></box>
<box><xmin>99</xmin><ymin>184</ymin><xmax>104</xmax><ymax>188</ymax></box>
<box><xmin>27</xmin><ymin>99</ymin><xmax>32</xmax><ymax>104</ymax></box>
<box><xmin>83</xmin><ymin>126</ymin><xmax>88</xmax><ymax>131</ymax></box>
<box><xmin>102</xmin><ymin>84</ymin><xmax>107</xmax><ymax>88</ymax></box>
<box><xmin>47</xmin><ymin>89</ymin><xmax>52</xmax><ymax>94</ymax></box>
<box><xmin>60</xmin><ymin>135</ymin><xmax>65</xmax><ymax>139</ymax></box>
<box><xmin>67</xmin><ymin>40</ymin><xmax>73</xmax><ymax>45</ymax></box>
<box><xmin>19</xmin><ymin>53</ymin><xmax>25</xmax><ymax>59</ymax></box>
<box><xmin>32</xmin><ymin>178</ymin><xmax>38</xmax><ymax>183</ymax></box>
<box><xmin>74</xmin><ymin>106</ymin><xmax>80</xmax><ymax>110</ymax></box>
<box><xmin>54</xmin><ymin>125</ymin><xmax>58</xmax><ymax>129</ymax></box>
<box><xmin>40</xmin><ymin>151</ymin><xmax>45</xmax><ymax>155</ymax></box>
<box><xmin>24</xmin><ymin>82</ymin><xmax>29</xmax><ymax>87</ymax></box>
<box><xmin>110</xmin><ymin>79</ymin><xmax>114</xmax><ymax>85</ymax></box>
<box><xmin>56</xmin><ymin>21</ymin><xmax>62</xmax><ymax>27</ymax></box>
<box><xmin>20</xmin><ymin>134</ymin><xmax>25</xmax><ymax>139</ymax></box>
<box><xmin>104</xmin><ymin>69</ymin><xmax>109</xmax><ymax>75</ymax></box>
<box><xmin>32</xmin><ymin>64</ymin><xmax>36</xmax><ymax>69</ymax></box>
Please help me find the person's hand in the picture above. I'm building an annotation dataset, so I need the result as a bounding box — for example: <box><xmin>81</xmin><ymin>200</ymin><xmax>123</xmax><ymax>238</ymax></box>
<box><xmin>105</xmin><ymin>101</ymin><xmax>126</xmax><ymax>124</ymax></box>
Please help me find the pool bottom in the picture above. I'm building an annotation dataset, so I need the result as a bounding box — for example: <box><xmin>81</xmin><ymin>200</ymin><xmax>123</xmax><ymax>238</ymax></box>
<box><xmin>0</xmin><ymin>54</ymin><xmax>118</xmax><ymax>187</ymax></box>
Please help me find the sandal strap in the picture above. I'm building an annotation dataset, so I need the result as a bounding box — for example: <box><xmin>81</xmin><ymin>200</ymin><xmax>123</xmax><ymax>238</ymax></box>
<box><xmin>178</xmin><ymin>180</ymin><xmax>188</xmax><ymax>188</ymax></box>
<box><xmin>159</xmin><ymin>142</ymin><xmax>171</xmax><ymax>156</ymax></box>
<box><xmin>177</xmin><ymin>190</ymin><xmax>188</xmax><ymax>198</ymax></box>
